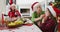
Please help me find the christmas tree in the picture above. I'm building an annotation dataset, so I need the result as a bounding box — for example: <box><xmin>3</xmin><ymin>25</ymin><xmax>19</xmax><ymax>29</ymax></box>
<box><xmin>54</xmin><ymin>0</ymin><xmax>60</xmax><ymax>9</ymax></box>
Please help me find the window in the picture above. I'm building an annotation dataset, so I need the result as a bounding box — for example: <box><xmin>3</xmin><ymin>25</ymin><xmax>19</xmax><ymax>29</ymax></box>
<box><xmin>6</xmin><ymin>0</ymin><xmax>16</xmax><ymax>5</ymax></box>
<box><xmin>20</xmin><ymin>8</ymin><xmax>30</xmax><ymax>16</ymax></box>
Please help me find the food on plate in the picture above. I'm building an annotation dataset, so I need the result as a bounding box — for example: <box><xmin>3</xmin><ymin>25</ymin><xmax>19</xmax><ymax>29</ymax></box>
<box><xmin>7</xmin><ymin>18</ymin><xmax>24</xmax><ymax>27</ymax></box>
<box><xmin>8</xmin><ymin>22</ymin><xmax>16</xmax><ymax>26</ymax></box>
<box><xmin>14</xmin><ymin>20</ymin><xmax>24</xmax><ymax>25</ymax></box>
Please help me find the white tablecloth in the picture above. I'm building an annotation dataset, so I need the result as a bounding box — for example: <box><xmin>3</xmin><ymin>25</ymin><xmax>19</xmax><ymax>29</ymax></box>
<box><xmin>0</xmin><ymin>18</ymin><xmax>42</xmax><ymax>32</ymax></box>
<box><xmin>0</xmin><ymin>24</ymin><xmax>42</xmax><ymax>32</ymax></box>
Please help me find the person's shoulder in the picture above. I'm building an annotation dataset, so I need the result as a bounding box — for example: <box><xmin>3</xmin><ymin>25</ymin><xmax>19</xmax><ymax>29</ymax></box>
<box><xmin>33</xmin><ymin>11</ymin><xmax>37</xmax><ymax>14</ymax></box>
<box><xmin>32</xmin><ymin>11</ymin><xmax>37</xmax><ymax>15</ymax></box>
<box><xmin>42</xmin><ymin>11</ymin><xmax>45</xmax><ymax>13</ymax></box>
<box><xmin>8</xmin><ymin>10</ymin><xmax>12</xmax><ymax>14</ymax></box>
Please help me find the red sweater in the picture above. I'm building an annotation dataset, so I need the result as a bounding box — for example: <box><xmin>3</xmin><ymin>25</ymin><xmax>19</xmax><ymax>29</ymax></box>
<box><xmin>40</xmin><ymin>17</ymin><xmax>56</xmax><ymax>32</ymax></box>
<box><xmin>8</xmin><ymin>10</ymin><xmax>21</xmax><ymax>18</ymax></box>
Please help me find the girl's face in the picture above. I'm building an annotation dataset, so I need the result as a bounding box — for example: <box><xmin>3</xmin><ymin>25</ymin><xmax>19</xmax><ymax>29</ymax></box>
<box><xmin>46</xmin><ymin>10</ymin><xmax>50</xmax><ymax>17</ymax></box>
<box><xmin>11</xmin><ymin>6</ymin><xmax>16</xmax><ymax>10</ymax></box>
<box><xmin>37</xmin><ymin>6</ymin><xmax>42</xmax><ymax>13</ymax></box>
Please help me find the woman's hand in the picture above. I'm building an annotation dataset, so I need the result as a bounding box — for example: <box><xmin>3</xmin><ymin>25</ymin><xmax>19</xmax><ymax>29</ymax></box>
<box><xmin>37</xmin><ymin>21</ymin><xmax>40</xmax><ymax>27</ymax></box>
<box><xmin>42</xmin><ymin>16</ymin><xmax>47</xmax><ymax>23</ymax></box>
<box><xmin>34</xmin><ymin>14</ymin><xmax>45</xmax><ymax>22</ymax></box>
<box><xmin>39</xmin><ymin>14</ymin><xmax>45</xmax><ymax>19</ymax></box>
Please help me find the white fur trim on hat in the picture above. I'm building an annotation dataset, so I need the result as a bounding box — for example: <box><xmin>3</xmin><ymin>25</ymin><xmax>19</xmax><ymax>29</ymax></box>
<box><xmin>10</xmin><ymin>3</ymin><xmax>16</xmax><ymax>7</ymax></box>
<box><xmin>33</xmin><ymin>3</ymin><xmax>41</xmax><ymax>11</ymax></box>
<box><xmin>47</xmin><ymin>6</ymin><xmax>56</xmax><ymax>17</ymax></box>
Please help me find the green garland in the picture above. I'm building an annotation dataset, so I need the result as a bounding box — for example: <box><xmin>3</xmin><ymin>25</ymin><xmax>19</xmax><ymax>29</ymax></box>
<box><xmin>54</xmin><ymin>0</ymin><xmax>60</xmax><ymax>9</ymax></box>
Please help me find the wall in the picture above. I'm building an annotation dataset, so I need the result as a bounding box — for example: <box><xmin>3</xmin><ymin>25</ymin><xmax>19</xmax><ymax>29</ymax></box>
<box><xmin>0</xmin><ymin>0</ymin><xmax>6</xmax><ymax>20</ymax></box>
<box><xmin>16</xmin><ymin>0</ymin><xmax>45</xmax><ymax>16</ymax></box>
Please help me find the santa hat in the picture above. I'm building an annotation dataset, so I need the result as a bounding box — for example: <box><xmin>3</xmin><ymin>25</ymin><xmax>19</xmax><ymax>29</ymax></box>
<box><xmin>31</xmin><ymin>2</ymin><xmax>41</xmax><ymax>11</ymax></box>
<box><xmin>10</xmin><ymin>4</ymin><xmax>16</xmax><ymax>9</ymax></box>
<box><xmin>9</xmin><ymin>0</ymin><xmax>13</xmax><ymax>5</ymax></box>
<box><xmin>10</xmin><ymin>4</ymin><xmax>16</xmax><ymax>7</ymax></box>
<box><xmin>47</xmin><ymin>6</ymin><xmax>57</xmax><ymax>17</ymax></box>
<box><xmin>10</xmin><ymin>3</ymin><xmax>16</xmax><ymax>10</ymax></box>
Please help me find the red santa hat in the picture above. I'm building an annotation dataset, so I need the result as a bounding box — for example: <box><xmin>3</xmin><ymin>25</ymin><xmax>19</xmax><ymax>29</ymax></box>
<box><xmin>10</xmin><ymin>3</ymin><xmax>16</xmax><ymax>10</ymax></box>
<box><xmin>31</xmin><ymin>2</ymin><xmax>41</xmax><ymax>11</ymax></box>
<box><xmin>9</xmin><ymin>0</ymin><xmax>13</xmax><ymax>5</ymax></box>
<box><xmin>47</xmin><ymin>6</ymin><xmax>57</xmax><ymax>17</ymax></box>
<box><xmin>10</xmin><ymin>4</ymin><xmax>16</xmax><ymax>7</ymax></box>
<box><xmin>10</xmin><ymin>3</ymin><xmax>16</xmax><ymax>8</ymax></box>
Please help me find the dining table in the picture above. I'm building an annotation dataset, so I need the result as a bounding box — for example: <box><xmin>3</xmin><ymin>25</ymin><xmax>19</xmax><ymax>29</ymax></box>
<box><xmin>0</xmin><ymin>18</ymin><xmax>42</xmax><ymax>32</ymax></box>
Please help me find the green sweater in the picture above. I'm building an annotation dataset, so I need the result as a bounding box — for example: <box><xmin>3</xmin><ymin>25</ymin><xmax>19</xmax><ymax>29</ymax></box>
<box><xmin>31</xmin><ymin>11</ymin><xmax>45</xmax><ymax>22</ymax></box>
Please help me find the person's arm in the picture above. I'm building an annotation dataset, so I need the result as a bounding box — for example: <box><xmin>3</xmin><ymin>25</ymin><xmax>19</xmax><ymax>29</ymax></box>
<box><xmin>16</xmin><ymin>10</ymin><xmax>21</xmax><ymax>17</ymax></box>
<box><xmin>34</xmin><ymin>14</ymin><xmax>45</xmax><ymax>22</ymax></box>
<box><xmin>31</xmin><ymin>13</ymin><xmax>35</xmax><ymax>22</ymax></box>
<box><xmin>8</xmin><ymin>11</ymin><xmax>12</xmax><ymax>18</ymax></box>
<box><xmin>42</xmin><ymin>16</ymin><xmax>47</xmax><ymax>23</ymax></box>
<box><xmin>31</xmin><ymin>13</ymin><xmax>45</xmax><ymax>22</ymax></box>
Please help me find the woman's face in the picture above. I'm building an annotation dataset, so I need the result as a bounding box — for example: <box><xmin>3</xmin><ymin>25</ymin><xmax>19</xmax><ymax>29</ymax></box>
<box><xmin>37</xmin><ymin>6</ymin><xmax>42</xmax><ymax>13</ymax></box>
<box><xmin>11</xmin><ymin>6</ymin><xmax>16</xmax><ymax>10</ymax></box>
<box><xmin>46</xmin><ymin>10</ymin><xmax>50</xmax><ymax>17</ymax></box>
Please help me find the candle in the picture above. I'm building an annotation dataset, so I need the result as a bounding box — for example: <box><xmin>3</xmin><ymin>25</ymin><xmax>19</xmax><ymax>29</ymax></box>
<box><xmin>2</xmin><ymin>13</ymin><xmax>4</xmax><ymax>25</ymax></box>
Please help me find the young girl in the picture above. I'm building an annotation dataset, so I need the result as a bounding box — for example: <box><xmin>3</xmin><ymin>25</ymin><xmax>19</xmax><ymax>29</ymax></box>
<box><xmin>8</xmin><ymin>4</ymin><xmax>21</xmax><ymax>21</ymax></box>
<box><xmin>31</xmin><ymin>2</ymin><xmax>45</xmax><ymax>27</ymax></box>
<box><xmin>40</xmin><ymin>6</ymin><xmax>57</xmax><ymax>32</ymax></box>
<box><xmin>8</xmin><ymin>4</ymin><xmax>21</xmax><ymax>18</ymax></box>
